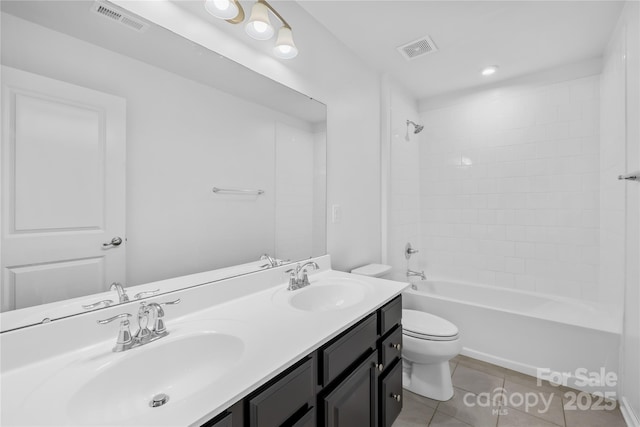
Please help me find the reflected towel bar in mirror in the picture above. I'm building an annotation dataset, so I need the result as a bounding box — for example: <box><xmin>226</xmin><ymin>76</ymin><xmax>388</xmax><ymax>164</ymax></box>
<box><xmin>212</xmin><ymin>187</ymin><xmax>265</xmax><ymax>195</ymax></box>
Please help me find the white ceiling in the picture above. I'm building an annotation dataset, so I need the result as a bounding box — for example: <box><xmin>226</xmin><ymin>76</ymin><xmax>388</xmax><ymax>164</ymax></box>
<box><xmin>298</xmin><ymin>0</ymin><xmax>625</xmax><ymax>100</ymax></box>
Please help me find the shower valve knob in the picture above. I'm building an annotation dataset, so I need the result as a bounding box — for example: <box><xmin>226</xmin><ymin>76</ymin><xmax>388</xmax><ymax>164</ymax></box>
<box><xmin>405</xmin><ymin>243</ymin><xmax>419</xmax><ymax>259</ymax></box>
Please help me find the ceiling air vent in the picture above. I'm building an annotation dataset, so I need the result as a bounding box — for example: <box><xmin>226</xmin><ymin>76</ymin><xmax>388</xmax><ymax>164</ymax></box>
<box><xmin>91</xmin><ymin>2</ymin><xmax>149</xmax><ymax>32</ymax></box>
<box><xmin>397</xmin><ymin>36</ymin><xmax>438</xmax><ymax>61</ymax></box>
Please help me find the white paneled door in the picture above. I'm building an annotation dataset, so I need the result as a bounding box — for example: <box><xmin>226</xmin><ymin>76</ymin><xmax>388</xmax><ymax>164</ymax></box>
<box><xmin>1</xmin><ymin>66</ymin><xmax>126</xmax><ymax>311</ymax></box>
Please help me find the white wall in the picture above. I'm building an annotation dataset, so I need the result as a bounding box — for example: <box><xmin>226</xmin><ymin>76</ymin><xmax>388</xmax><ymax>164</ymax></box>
<box><xmin>1</xmin><ymin>14</ymin><xmax>320</xmax><ymax>285</ymax></box>
<box><xmin>111</xmin><ymin>1</ymin><xmax>382</xmax><ymax>273</ymax></box>
<box><xmin>604</xmin><ymin>1</ymin><xmax>640</xmax><ymax>423</ymax></box>
<box><xmin>275</xmin><ymin>122</ymin><xmax>318</xmax><ymax>261</ymax></box>
<box><xmin>417</xmin><ymin>72</ymin><xmax>603</xmax><ymax>302</ymax></box>
<box><xmin>382</xmin><ymin>77</ymin><xmax>422</xmax><ymax>278</ymax></box>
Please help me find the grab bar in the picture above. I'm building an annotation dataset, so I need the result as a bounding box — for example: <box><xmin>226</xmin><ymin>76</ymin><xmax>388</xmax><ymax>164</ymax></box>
<box><xmin>212</xmin><ymin>187</ymin><xmax>264</xmax><ymax>195</ymax></box>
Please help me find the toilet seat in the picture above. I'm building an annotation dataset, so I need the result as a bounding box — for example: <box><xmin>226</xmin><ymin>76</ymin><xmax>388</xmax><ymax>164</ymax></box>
<box><xmin>402</xmin><ymin>309</ymin><xmax>459</xmax><ymax>341</ymax></box>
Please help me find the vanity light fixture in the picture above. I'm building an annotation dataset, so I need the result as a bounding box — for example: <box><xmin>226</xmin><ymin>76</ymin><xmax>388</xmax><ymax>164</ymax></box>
<box><xmin>481</xmin><ymin>65</ymin><xmax>499</xmax><ymax>76</ymax></box>
<box><xmin>204</xmin><ymin>0</ymin><xmax>298</xmax><ymax>59</ymax></box>
<box><xmin>204</xmin><ymin>0</ymin><xmax>244</xmax><ymax>23</ymax></box>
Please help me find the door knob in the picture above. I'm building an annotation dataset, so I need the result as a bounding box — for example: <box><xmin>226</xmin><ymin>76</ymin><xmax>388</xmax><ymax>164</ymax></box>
<box><xmin>103</xmin><ymin>237</ymin><xmax>123</xmax><ymax>247</ymax></box>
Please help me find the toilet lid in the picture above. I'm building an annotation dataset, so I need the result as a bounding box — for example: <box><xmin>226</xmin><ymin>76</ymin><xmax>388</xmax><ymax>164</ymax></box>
<box><xmin>402</xmin><ymin>309</ymin><xmax>459</xmax><ymax>341</ymax></box>
<box><xmin>350</xmin><ymin>264</ymin><xmax>392</xmax><ymax>277</ymax></box>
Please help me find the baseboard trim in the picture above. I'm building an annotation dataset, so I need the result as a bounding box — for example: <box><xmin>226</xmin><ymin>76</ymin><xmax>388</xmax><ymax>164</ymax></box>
<box><xmin>621</xmin><ymin>397</ymin><xmax>640</xmax><ymax>427</ymax></box>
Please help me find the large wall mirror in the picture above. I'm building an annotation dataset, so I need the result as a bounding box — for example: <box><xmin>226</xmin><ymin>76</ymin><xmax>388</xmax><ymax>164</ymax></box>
<box><xmin>0</xmin><ymin>0</ymin><xmax>327</xmax><ymax>331</ymax></box>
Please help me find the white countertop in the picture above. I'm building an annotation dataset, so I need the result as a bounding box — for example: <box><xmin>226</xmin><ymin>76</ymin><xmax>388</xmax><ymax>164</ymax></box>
<box><xmin>0</xmin><ymin>260</ymin><xmax>408</xmax><ymax>427</ymax></box>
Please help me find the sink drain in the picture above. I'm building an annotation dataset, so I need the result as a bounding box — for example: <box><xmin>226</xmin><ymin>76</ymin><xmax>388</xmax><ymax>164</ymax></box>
<box><xmin>150</xmin><ymin>393</ymin><xmax>170</xmax><ymax>408</ymax></box>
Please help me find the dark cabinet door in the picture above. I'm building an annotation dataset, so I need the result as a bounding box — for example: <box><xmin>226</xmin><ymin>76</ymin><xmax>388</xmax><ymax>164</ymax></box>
<box><xmin>379</xmin><ymin>359</ymin><xmax>403</xmax><ymax>427</ymax></box>
<box><xmin>201</xmin><ymin>412</ymin><xmax>232</xmax><ymax>427</ymax></box>
<box><xmin>290</xmin><ymin>406</ymin><xmax>315</xmax><ymax>427</ymax></box>
<box><xmin>249</xmin><ymin>358</ymin><xmax>314</xmax><ymax>427</ymax></box>
<box><xmin>322</xmin><ymin>351</ymin><xmax>378</xmax><ymax>427</ymax></box>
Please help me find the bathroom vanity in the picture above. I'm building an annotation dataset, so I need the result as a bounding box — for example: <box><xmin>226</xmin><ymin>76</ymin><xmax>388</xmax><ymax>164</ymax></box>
<box><xmin>0</xmin><ymin>256</ymin><xmax>408</xmax><ymax>427</ymax></box>
<box><xmin>204</xmin><ymin>295</ymin><xmax>403</xmax><ymax>427</ymax></box>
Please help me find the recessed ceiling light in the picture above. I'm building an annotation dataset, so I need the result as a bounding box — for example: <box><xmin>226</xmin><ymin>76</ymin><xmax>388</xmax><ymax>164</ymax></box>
<box><xmin>481</xmin><ymin>65</ymin><xmax>499</xmax><ymax>76</ymax></box>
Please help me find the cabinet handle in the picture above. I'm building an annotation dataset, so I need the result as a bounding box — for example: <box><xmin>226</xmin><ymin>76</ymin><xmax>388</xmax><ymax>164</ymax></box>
<box><xmin>390</xmin><ymin>343</ymin><xmax>402</xmax><ymax>350</ymax></box>
<box><xmin>372</xmin><ymin>363</ymin><xmax>384</xmax><ymax>372</ymax></box>
<box><xmin>391</xmin><ymin>393</ymin><xmax>402</xmax><ymax>402</ymax></box>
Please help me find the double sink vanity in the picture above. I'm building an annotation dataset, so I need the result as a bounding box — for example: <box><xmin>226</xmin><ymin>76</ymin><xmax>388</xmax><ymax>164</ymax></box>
<box><xmin>0</xmin><ymin>255</ymin><xmax>408</xmax><ymax>427</ymax></box>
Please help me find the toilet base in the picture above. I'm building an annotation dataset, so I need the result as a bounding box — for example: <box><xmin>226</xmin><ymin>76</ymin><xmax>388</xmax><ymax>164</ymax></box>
<box><xmin>403</xmin><ymin>359</ymin><xmax>454</xmax><ymax>401</ymax></box>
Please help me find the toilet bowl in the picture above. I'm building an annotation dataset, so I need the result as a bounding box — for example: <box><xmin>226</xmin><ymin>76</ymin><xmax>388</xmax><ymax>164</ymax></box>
<box><xmin>402</xmin><ymin>309</ymin><xmax>461</xmax><ymax>401</ymax></box>
<box><xmin>350</xmin><ymin>264</ymin><xmax>461</xmax><ymax>401</ymax></box>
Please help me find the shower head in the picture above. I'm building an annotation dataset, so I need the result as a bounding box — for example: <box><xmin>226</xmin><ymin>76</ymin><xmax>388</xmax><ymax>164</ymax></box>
<box><xmin>405</xmin><ymin>120</ymin><xmax>424</xmax><ymax>141</ymax></box>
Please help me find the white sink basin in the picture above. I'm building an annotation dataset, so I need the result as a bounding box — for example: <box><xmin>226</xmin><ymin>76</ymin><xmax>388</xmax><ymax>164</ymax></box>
<box><xmin>274</xmin><ymin>277</ymin><xmax>373</xmax><ymax>312</ymax></box>
<box><xmin>290</xmin><ymin>284</ymin><xmax>366</xmax><ymax>311</ymax></box>
<box><xmin>66</xmin><ymin>332</ymin><xmax>244</xmax><ymax>425</ymax></box>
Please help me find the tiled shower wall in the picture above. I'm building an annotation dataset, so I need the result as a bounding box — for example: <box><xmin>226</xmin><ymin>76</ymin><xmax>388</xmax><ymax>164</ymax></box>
<box><xmin>385</xmin><ymin>79</ymin><xmax>422</xmax><ymax>278</ymax></box>
<box><xmin>418</xmin><ymin>75</ymin><xmax>601</xmax><ymax>301</ymax></box>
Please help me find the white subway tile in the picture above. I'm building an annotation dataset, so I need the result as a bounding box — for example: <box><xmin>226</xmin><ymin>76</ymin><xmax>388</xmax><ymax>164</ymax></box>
<box><xmin>557</xmin><ymin>102</ymin><xmax>582</xmax><ymax>122</ymax></box>
<box><xmin>414</xmin><ymin>75</ymin><xmax>601</xmax><ymax>303</ymax></box>
<box><xmin>505</xmin><ymin>225</ymin><xmax>526</xmax><ymax>241</ymax></box>
<box><xmin>495</xmin><ymin>272</ymin><xmax>516</xmax><ymax>287</ymax></box>
<box><xmin>570</xmin><ymin>77</ymin><xmax>599</xmax><ymax>102</ymax></box>
<box><xmin>525</xmin><ymin>159</ymin><xmax>549</xmax><ymax>176</ymax></box>
<box><xmin>515</xmin><ymin>275</ymin><xmax>536</xmax><ymax>291</ymax></box>
<box><xmin>477</xmin><ymin>270</ymin><xmax>496</xmax><ymax>285</ymax></box>
<box><xmin>546</xmin><ymin>122</ymin><xmax>570</xmax><ymax>140</ymax></box>
<box><xmin>486</xmin><ymin>225</ymin><xmax>506</xmax><ymax>240</ymax></box>
<box><xmin>534</xmin><ymin>243</ymin><xmax>557</xmax><ymax>260</ymax></box>
<box><xmin>516</xmin><ymin>242</ymin><xmax>536</xmax><ymax>258</ymax></box>
<box><xmin>504</xmin><ymin>257</ymin><xmax>525</xmax><ymax>274</ymax></box>
<box><xmin>535</xmin><ymin>105</ymin><xmax>558</xmax><ymax>124</ymax></box>
<box><xmin>496</xmin><ymin>210</ymin><xmax>516</xmax><ymax>225</ymax></box>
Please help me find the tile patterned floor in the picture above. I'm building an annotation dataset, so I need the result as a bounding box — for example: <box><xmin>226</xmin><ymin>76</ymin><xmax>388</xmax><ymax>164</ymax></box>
<box><xmin>392</xmin><ymin>355</ymin><xmax>627</xmax><ymax>427</ymax></box>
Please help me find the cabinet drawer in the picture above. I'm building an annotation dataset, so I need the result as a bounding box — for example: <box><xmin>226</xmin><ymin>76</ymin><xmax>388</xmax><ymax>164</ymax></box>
<box><xmin>378</xmin><ymin>325</ymin><xmax>402</xmax><ymax>368</ymax></box>
<box><xmin>320</xmin><ymin>314</ymin><xmax>377</xmax><ymax>386</ymax></box>
<box><xmin>249</xmin><ymin>358</ymin><xmax>314</xmax><ymax>427</ymax></box>
<box><xmin>378</xmin><ymin>296</ymin><xmax>402</xmax><ymax>336</ymax></box>
<box><xmin>379</xmin><ymin>359</ymin><xmax>403</xmax><ymax>427</ymax></box>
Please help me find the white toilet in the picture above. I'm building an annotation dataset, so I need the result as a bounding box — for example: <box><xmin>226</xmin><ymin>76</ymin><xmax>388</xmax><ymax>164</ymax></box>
<box><xmin>401</xmin><ymin>309</ymin><xmax>461</xmax><ymax>401</ymax></box>
<box><xmin>351</xmin><ymin>264</ymin><xmax>462</xmax><ymax>401</ymax></box>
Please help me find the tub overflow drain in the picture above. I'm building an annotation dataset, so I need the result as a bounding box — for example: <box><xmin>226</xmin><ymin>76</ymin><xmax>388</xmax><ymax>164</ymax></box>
<box><xmin>150</xmin><ymin>393</ymin><xmax>170</xmax><ymax>408</ymax></box>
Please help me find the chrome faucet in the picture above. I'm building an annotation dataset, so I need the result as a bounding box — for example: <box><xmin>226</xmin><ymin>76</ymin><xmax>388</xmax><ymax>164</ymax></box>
<box><xmin>97</xmin><ymin>299</ymin><xmax>180</xmax><ymax>352</ymax></box>
<box><xmin>260</xmin><ymin>253</ymin><xmax>279</xmax><ymax>268</ymax></box>
<box><xmin>260</xmin><ymin>253</ymin><xmax>289</xmax><ymax>268</ymax></box>
<box><xmin>110</xmin><ymin>282</ymin><xmax>129</xmax><ymax>303</ymax></box>
<box><xmin>285</xmin><ymin>261</ymin><xmax>319</xmax><ymax>291</ymax></box>
<box><xmin>407</xmin><ymin>269</ymin><xmax>426</xmax><ymax>280</ymax></box>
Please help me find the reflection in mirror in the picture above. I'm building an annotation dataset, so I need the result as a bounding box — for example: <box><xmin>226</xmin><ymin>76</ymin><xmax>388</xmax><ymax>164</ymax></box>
<box><xmin>0</xmin><ymin>0</ymin><xmax>326</xmax><ymax>331</ymax></box>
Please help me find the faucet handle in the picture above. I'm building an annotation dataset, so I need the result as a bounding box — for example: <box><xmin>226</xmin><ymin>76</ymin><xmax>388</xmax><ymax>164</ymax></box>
<box><xmin>284</xmin><ymin>269</ymin><xmax>297</xmax><ymax>290</ymax></box>
<box><xmin>97</xmin><ymin>312</ymin><xmax>132</xmax><ymax>324</ymax></box>
<box><xmin>148</xmin><ymin>299</ymin><xmax>180</xmax><ymax>335</ymax></box>
<box><xmin>301</xmin><ymin>270</ymin><xmax>310</xmax><ymax>287</ymax></box>
<box><xmin>133</xmin><ymin>288</ymin><xmax>160</xmax><ymax>299</ymax></box>
<box><xmin>97</xmin><ymin>313</ymin><xmax>133</xmax><ymax>352</ymax></box>
<box><xmin>82</xmin><ymin>299</ymin><xmax>114</xmax><ymax>310</ymax></box>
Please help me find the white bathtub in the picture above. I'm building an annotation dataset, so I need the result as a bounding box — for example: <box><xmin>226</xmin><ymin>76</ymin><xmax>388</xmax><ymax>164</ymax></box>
<box><xmin>403</xmin><ymin>280</ymin><xmax>621</xmax><ymax>394</ymax></box>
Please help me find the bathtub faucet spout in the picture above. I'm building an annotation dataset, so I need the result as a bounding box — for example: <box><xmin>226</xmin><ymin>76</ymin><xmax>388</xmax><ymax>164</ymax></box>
<box><xmin>407</xmin><ymin>269</ymin><xmax>426</xmax><ymax>280</ymax></box>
